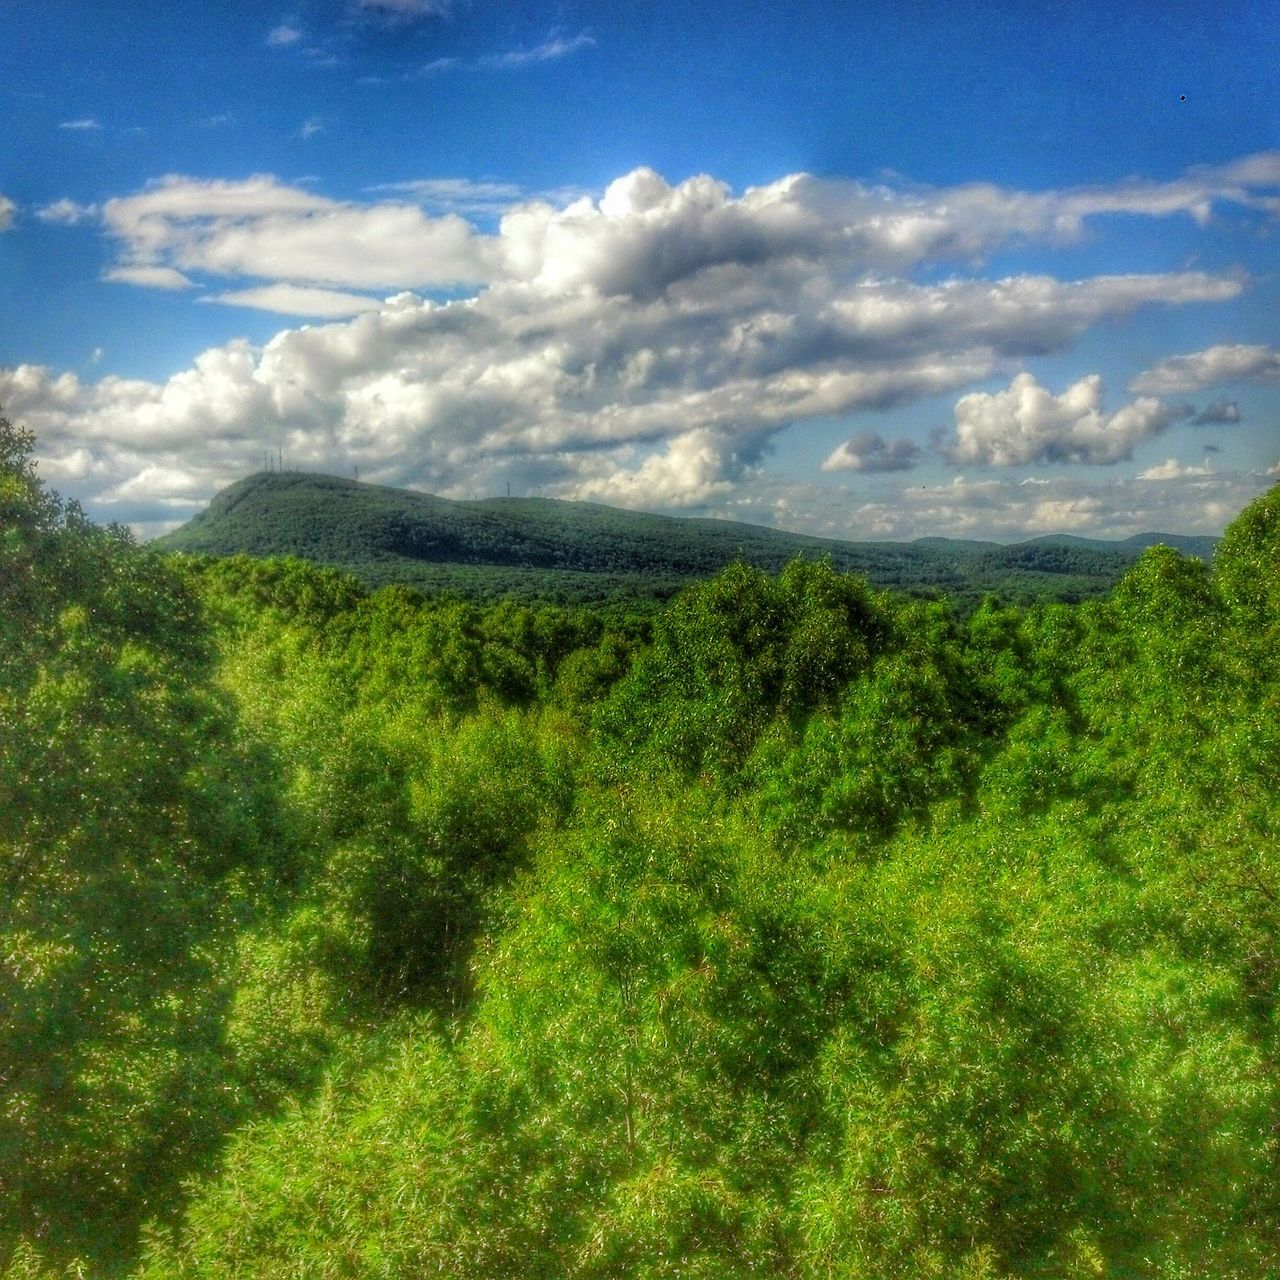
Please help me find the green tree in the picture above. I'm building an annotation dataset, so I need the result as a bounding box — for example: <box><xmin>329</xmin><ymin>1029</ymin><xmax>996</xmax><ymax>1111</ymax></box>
<box><xmin>0</xmin><ymin>413</ymin><xmax>259</xmax><ymax>1263</ymax></box>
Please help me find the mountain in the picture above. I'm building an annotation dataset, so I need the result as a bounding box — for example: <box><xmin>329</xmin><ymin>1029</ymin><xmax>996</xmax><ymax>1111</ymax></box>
<box><xmin>1029</xmin><ymin>531</ymin><xmax>1222</xmax><ymax>558</ymax></box>
<box><xmin>154</xmin><ymin>470</ymin><xmax>1217</xmax><ymax>606</ymax></box>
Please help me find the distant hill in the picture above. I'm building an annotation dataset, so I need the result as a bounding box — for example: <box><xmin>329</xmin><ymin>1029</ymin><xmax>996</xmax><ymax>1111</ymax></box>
<box><xmin>155</xmin><ymin>471</ymin><xmax>1218</xmax><ymax>607</ymax></box>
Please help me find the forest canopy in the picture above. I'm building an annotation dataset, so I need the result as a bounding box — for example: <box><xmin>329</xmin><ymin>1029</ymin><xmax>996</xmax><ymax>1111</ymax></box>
<box><xmin>3</xmin><ymin>407</ymin><xmax>1279</xmax><ymax>1279</ymax></box>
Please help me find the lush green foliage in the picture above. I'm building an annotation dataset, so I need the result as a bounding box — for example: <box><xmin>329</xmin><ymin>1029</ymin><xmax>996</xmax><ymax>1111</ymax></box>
<box><xmin>4</xmin><ymin>410</ymin><xmax>1278</xmax><ymax>1277</ymax></box>
<box><xmin>0</xmin><ymin>417</ymin><xmax>267</xmax><ymax>1260</ymax></box>
<box><xmin>155</xmin><ymin>469</ymin><xmax>1215</xmax><ymax>609</ymax></box>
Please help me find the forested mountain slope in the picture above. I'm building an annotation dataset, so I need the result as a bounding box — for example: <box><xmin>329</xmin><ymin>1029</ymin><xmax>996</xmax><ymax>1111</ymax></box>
<box><xmin>155</xmin><ymin>469</ymin><xmax>1216</xmax><ymax>606</ymax></box>
<box><xmin>4</xmin><ymin>407</ymin><xmax>1278</xmax><ymax>1279</ymax></box>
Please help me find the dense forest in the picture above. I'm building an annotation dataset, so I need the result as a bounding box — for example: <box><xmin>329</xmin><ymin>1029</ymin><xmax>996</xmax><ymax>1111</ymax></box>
<box><xmin>3</xmin><ymin>405</ymin><xmax>1279</xmax><ymax>1278</ymax></box>
<box><xmin>155</xmin><ymin>470</ymin><xmax>1218</xmax><ymax>611</ymax></box>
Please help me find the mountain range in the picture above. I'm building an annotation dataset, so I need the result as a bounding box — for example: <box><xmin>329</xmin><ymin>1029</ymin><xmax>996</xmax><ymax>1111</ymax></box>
<box><xmin>155</xmin><ymin>471</ymin><xmax>1219</xmax><ymax>607</ymax></box>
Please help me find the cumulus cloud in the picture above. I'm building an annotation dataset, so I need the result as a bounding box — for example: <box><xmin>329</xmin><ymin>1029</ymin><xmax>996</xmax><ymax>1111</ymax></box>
<box><xmin>9</xmin><ymin>156</ymin><xmax>1276</xmax><ymax>527</ymax></box>
<box><xmin>493</xmin><ymin>165</ymin><xmax>1249</xmax><ymax>300</ymax></box>
<box><xmin>822</xmin><ymin>430</ymin><xmax>920</xmax><ymax>472</ymax></box>
<box><xmin>942</xmin><ymin>373</ymin><xmax>1191</xmax><ymax>466</ymax></box>
<box><xmin>1130</xmin><ymin>344</ymin><xmax>1280</xmax><ymax>394</ymax></box>
<box><xmin>1191</xmin><ymin>399</ymin><xmax>1243</xmax><ymax>426</ymax></box>
<box><xmin>0</xmin><ymin>195</ymin><xmax>14</xmax><ymax>230</ymax></box>
<box><xmin>560</xmin><ymin>428</ymin><xmax>763</xmax><ymax>509</ymax></box>
<box><xmin>76</xmin><ymin>162</ymin><xmax>1263</xmax><ymax>311</ymax></box>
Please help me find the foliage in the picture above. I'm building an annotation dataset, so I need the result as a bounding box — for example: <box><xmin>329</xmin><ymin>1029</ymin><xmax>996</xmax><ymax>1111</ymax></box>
<box><xmin>154</xmin><ymin>468</ymin><xmax>1206</xmax><ymax>609</ymax></box>
<box><xmin>5</xmin><ymin>408</ymin><xmax>1280</xmax><ymax>1277</ymax></box>
<box><xmin>0</xmin><ymin>414</ymin><xmax>265</xmax><ymax>1263</ymax></box>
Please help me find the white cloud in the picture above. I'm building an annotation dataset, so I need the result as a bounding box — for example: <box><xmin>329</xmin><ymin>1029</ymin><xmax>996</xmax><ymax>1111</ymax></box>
<box><xmin>558</xmin><ymin>428</ymin><xmax>763</xmax><ymax>509</ymax></box>
<box><xmin>0</xmin><ymin>195</ymin><xmax>14</xmax><ymax>230</ymax></box>
<box><xmin>822</xmin><ymin>430</ymin><xmax>920</xmax><ymax>472</ymax></box>
<box><xmin>37</xmin><ymin>198</ymin><xmax>98</xmax><ymax>225</ymax></box>
<box><xmin>298</xmin><ymin>116</ymin><xmax>324</xmax><ymax>140</ymax></box>
<box><xmin>0</xmin><ymin>364</ymin><xmax>88</xmax><ymax>416</ymax></box>
<box><xmin>847</xmin><ymin>468</ymin><xmax>1272</xmax><ymax>541</ymax></box>
<box><xmin>267</xmin><ymin>23</ymin><xmax>302</xmax><ymax>45</ymax></box>
<box><xmin>103</xmin><ymin>265</ymin><xmax>195</xmax><ymax>290</ymax></box>
<box><xmin>59</xmin><ymin>118</ymin><xmax>101</xmax><ymax>131</ymax></box>
<box><xmin>492</xmin><ymin>164</ymin><xmax>1250</xmax><ymax>298</ymax></box>
<box><xmin>720</xmin><ymin>460</ymin><xmax>1276</xmax><ymax>542</ymax></box>
<box><xmin>9</xmin><ymin>156</ymin><xmax>1276</xmax><ymax>529</ymax></box>
<box><xmin>1137</xmin><ymin>458</ymin><xmax>1216</xmax><ymax>480</ymax></box>
<box><xmin>100</xmin><ymin>174</ymin><xmax>496</xmax><ymax>290</ymax></box>
<box><xmin>102</xmin><ymin>463</ymin><xmax>213</xmax><ymax>505</ymax></box>
<box><xmin>481</xmin><ymin>33</ymin><xmax>595</xmax><ymax>69</ymax></box>
<box><xmin>203</xmin><ymin>284</ymin><xmax>382</xmax><ymax>316</ymax></box>
<box><xmin>943</xmin><ymin>373</ymin><xmax>1190</xmax><ymax>466</ymax></box>
<box><xmin>87</xmin><ymin>162</ymin><xmax>1261</xmax><ymax>311</ymax></box>
<box><xmin>1130</xmin><ymin>344</ymin><xmax>1280</xmax><ymax>394</ymax></box>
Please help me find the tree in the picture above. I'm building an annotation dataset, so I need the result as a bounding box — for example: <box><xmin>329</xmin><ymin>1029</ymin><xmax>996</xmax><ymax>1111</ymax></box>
<box><xmin>0</xmin><ymin>412</ymin><xmax>259</xmax><ymax>1264</ymax></box>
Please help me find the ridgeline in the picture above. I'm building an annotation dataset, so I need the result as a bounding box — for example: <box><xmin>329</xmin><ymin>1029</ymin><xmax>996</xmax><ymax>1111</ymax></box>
<box><xmin>155</xmin><ymin>470</ymin><xmax>1218</xmax><ymax>606</ymax></box>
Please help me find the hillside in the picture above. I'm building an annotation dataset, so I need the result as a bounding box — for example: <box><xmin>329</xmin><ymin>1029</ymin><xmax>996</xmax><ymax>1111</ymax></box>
<box><xmin>155</xmin><ymin>470</ymin><xmax>1219</xmax><ymax>605</ymax></box>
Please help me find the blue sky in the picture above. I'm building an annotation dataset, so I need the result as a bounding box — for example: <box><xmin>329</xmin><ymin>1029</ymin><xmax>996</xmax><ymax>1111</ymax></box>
<box><xmin>2</xmin><ymin>0</ymin><xmax>1277</xmax><ymax>540</ymax></box>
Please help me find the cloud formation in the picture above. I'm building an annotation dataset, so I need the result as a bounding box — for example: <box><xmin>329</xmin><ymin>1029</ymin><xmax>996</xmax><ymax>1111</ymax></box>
<box><xmin>11</xmin><ymin>157</ymin><xmax>1278</xmax><ymax>530</ymax></box>
<box><xmin>99</xmin><ymin>175</ymin><xmax>495</xmax><ymax>293</ymax></box>
<box><xmin>0</xmin><ymin>195</ymin><xmax>14</xmax><ymax>231</ymax></box>
<box><xmin>942</xmin><ymin>373</ymin><xmax>1190</xmax><ymax>466</ymax></box>
<box><xmin>56</xmin><ymin>157</ymin><xmax>1274</xmax><ymax>317</ymax></box>
<box><xmin>839</xmin><ymin>467</ymin><xmax>1272</xmax><ymax>541</ymax></box>
<box><xmin>37</xmin><ymin>198</ymin><xmax>98</xmax><ymax>225</ymax></box>
<box><xmin>822</xmin><ymin>430</ymin><xmax>920</xmax><ymax>472</ymax></box>
<box><xmin>59</xmin><ymin>118</ymin><xmax>101</xmax><ymax>131</ymax></box>
<box><xmin>1130</xmin><ymin>344</ymin><xmax>1280</xmax><ymax>394</ymax></box>
<box><xmin>564</xmin><ymin>428</ymin><xmax>763</xmax><ymax>509</ymax></box>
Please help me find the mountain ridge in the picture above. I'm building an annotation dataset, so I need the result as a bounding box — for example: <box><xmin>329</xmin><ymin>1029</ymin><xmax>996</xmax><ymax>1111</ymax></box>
<box><xmin>155</xmin><ymin>470</ymin><xmax>1220</xmax><ymax>605</ymax></box>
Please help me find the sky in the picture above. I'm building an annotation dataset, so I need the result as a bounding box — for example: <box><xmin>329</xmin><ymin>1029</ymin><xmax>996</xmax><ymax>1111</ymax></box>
<box><xmin>1</xmin><ymin>0</ymin><xmax>1278</xmax><ymax>542</ymax></box>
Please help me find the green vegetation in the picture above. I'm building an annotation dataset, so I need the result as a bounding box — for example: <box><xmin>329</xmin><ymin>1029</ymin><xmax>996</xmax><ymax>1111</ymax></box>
<box><xmin>4</xmin><ymin>407</ymin><xmax>1278</xmax><ymax>1277</ymax></box>
<box><xmin>156</xmin><ymin>470</ymin><xmax>1218</xmax><ymax>609</ymax></box>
